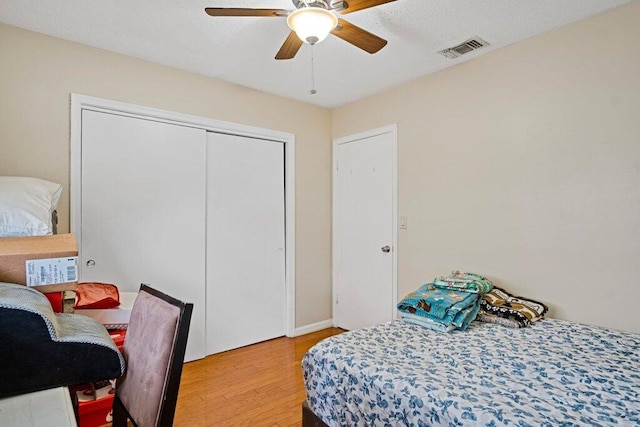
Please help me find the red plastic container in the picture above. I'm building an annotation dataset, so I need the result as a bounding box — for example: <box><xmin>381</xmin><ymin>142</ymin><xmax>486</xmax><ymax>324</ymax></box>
<box><xmin>78</xmin><ymin>394</ymin><xmax>114</xmax><ymax>427</ymax></box>
<box><xmin>77</xmin><ymin>329</ymin><xmax>126</xmax><ymax>426</ymax></box>
<box><xmin>108</xmin><ymin>329</ymin><xmax>127</xmax><ymax>352</ymax></box>
<box><xmin>45</xmin><ymin>291</ymin><xmax>63</xmax><ymax>313</ymax></box>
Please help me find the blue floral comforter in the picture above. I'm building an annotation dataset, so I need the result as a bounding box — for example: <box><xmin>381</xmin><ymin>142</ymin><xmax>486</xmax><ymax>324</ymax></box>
<box><xmin>302</xmin><ymin>319</ymin><xmax>640</xmax><ymax>426</ymax></box>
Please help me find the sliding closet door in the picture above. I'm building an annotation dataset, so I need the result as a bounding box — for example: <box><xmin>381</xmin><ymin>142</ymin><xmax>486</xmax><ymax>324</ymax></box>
<box><xmin>206</xmin><ymin>133</ymin><xmax>286</xmax><ymax>354</ymax></box>
<box><xmin>80</xmin><ymin>110</ymin><xmax>207</xmax><ymax>361</ymax></box>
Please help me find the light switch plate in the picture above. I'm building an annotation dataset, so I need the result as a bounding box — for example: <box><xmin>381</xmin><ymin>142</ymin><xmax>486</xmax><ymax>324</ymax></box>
<box><xmin>399</xmin><ymin>216</ymin><xmax>407</xmax><ymax>229</ymax></box>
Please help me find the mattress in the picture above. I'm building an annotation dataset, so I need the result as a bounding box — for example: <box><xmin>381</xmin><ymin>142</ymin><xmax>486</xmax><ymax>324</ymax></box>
<box><xmin>302</xmin><ymin>319</ymin><xmax>640</xmax><ymax>426</ymax></box>
<box><xmin>75</xmin><ymin>291</ymin><xmax>137</xmax><ymax>329</ymax></box>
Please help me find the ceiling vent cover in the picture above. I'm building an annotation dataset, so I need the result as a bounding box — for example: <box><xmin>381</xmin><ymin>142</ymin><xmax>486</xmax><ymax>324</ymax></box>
<box><xmin>439</xmin><ymin>37</ymin><xmax>489</xmax><ymax>59</ymax></box>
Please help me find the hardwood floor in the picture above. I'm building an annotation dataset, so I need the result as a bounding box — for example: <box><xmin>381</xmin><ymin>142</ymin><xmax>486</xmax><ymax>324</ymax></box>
<box><xmin>174</xmin><ymin>328</ymin><xmax>344</xmax><ymax>426</ymax></box>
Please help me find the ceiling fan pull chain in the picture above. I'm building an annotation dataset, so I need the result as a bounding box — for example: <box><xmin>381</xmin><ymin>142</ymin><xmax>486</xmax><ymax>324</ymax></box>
<box><xmin>310</xmin><ymin>45</ymin><xmax>317</xmax><ymax>95</ymax></box>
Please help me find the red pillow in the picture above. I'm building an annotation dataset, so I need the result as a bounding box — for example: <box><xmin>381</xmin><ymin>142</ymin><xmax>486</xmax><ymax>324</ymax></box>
<box><xmin>75</xmin><ymin>282</ymin><xmax>120</xmax><ymax>309</ymax></box>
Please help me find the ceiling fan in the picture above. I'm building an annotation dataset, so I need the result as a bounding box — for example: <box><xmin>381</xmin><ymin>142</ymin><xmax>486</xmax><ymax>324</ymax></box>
<box><xmin>205</xmin><ymin>0</ymin><xmax>397</xmax><ymax>60</ymax></box>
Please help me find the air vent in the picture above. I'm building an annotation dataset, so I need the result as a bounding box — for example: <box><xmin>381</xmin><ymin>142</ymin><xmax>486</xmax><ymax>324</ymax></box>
<box><xmin>439</xmin><ymin>37</ymin><xmax>490</xmax><ymax>59</ymax></box>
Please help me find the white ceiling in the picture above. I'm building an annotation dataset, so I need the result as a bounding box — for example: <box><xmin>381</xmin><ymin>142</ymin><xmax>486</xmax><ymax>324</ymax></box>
<box><xmin>0</xmin><ymin>0</ymin><xmax>634</xmax><ymax>108</ymax></box>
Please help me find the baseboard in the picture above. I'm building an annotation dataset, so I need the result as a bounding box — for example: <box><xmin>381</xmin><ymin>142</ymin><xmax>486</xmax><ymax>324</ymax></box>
<box><xmin>294</xmin><ymin>319</ymin><xmax>334</xmax><ymax>337</ymax></box>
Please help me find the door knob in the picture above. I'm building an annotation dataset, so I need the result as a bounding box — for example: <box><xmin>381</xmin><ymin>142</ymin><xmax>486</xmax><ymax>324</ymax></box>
<box><xmin>86</xmin><ymin>259</ymin><xmax>96</xmax><ymax>268</ymax></box>
<box><xmin>381</xmin><ymin>245</ymin><xmax>391</xmax><ymax>253</ymax></box>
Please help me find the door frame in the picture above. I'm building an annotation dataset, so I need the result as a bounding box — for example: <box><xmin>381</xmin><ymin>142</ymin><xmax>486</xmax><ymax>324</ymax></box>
<box><xmin>70</xmin><ymin>93</ymin><xmax>297</xmax><ymax>337</ymax></box>
<box><xmin>332</xmin><ymin>124</ymin><xmax>398</xmax><ymax>328</ymax></box>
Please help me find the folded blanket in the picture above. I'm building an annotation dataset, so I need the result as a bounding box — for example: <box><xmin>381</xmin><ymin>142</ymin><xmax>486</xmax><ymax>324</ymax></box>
<box><xmin>476</xmin><ymin>310</ymin><xmax>522</xmax><ymax>328</ymax></box>
<box><xmin>451</xmin><ymin>300</ymin><xmax>482</xmax><ymax>330</ymax></box>
<box><xmin>433</xmin><ymin>271</ymin><xmax>493</xmax><ymax>294</ymax></box>
<box><xmin>399</xmin><ymin>311</ymin><xmax>456</xmax><ymax>333</ymax></box>
<box><xmin>397</xmin><ymin>283</ymin><xmax>480</xmax><ymax>320</ymax></box>
<box><xmin>400</xmin><ymin>298</ymin><xmax>482</xmax><ymax>332</ymax></box>
<box><xmin>479</xmin><ymin>287</ymin><xmax>548</xmax><ymax>327</ymax></box>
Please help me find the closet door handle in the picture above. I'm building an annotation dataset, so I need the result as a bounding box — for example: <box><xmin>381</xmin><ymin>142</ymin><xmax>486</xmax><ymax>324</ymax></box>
<box><xmin>381</xmin><ymin>245</ymin><xmax>391</xmax><ymax>253</ymax></box>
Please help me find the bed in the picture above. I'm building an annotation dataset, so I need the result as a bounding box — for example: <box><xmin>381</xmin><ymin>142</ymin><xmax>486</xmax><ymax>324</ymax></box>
<box><xmin>302</xmin><ymin>319</ymin><xmax>640</xmax><ymax>426</ymax></box>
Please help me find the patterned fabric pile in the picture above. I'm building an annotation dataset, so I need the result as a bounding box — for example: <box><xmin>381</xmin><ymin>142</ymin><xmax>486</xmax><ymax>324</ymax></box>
<box><xmin>433</xmin><ymin>271</ymin><xmax>493</xmax><ymax>294</ymax></box>
<box><xmin>398</xmin><ymin>271</ymin><xmax>549</xmax><ymax>332</ymax></box>
<box><xmin>478</xmin><ymin>287</ymin><xmax>548</xmax><ymax>328</ymax></box>
<box><xmin>397</xmin><ymin>271</ymin><xmax>493</xmax><ymax>332</ymax></box>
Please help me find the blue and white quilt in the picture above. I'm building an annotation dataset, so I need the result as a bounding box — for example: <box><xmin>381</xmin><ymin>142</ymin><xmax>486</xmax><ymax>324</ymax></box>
<box><xmin>302</xmin><ymin>319</ymin><xmax>640</xmax><ymax>426</ymax></box>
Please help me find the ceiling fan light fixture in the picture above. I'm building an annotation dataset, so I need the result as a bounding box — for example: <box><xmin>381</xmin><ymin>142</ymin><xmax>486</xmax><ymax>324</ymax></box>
<box><xmin>287</xmin><ymin>7</ymin><xmax>338</xmax><ymax>45</ymax></box>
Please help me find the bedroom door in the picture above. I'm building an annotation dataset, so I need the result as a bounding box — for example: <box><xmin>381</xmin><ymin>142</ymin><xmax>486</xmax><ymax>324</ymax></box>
<box><xmin>333</xmin><ymin>125</ymin><xmax>397</xmax><ymax>331</ymax></box>
<box><xmin>206</xmin><ymin>132</ymin><xmax>286</xmax><ymax>354</ymax></box>
<box><xmin>79</xmin><ymin>110</ymin><xmax>207</xmax><ymax>362</ymax></box>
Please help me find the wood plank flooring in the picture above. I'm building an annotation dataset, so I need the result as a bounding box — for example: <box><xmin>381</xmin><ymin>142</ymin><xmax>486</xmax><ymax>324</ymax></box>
<box><xmin>174</xmin><ymin>328</ymin><xmax>344</xmax><ymax>426</ymax></box>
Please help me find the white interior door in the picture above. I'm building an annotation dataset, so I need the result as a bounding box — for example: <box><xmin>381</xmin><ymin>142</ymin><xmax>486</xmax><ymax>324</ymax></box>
<box><xmin>80</xmin><ymin>110</ymin><xmax>207</xmax><ymax>361</ymax></box>
<box><xmin>206</xmin><ymin>133</ymin><xmax>286</xmax><ymax>354</ymax></box>
<box><xmin>334</xmin><ymin>126</ymin><xmax>397</xmax><ymax>331</ymax></box>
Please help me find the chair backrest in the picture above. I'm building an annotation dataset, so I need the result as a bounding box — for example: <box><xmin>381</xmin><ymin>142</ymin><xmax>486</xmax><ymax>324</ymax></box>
<box><xmin>112</xmin><ymin>284</ymin><xmax>193</xmax><ymax>427</ymax></box>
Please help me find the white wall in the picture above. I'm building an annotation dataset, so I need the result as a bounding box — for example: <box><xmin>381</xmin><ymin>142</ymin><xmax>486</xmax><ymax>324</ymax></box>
<box><xmin>0</xmin><ymin>23</ymin><xmax>332</xmax><ymax>328</ymax></box>
<box><xmin>332</xmin><ymin>1</ymin><xmax>640</xmax><ymax>333</ymax></box>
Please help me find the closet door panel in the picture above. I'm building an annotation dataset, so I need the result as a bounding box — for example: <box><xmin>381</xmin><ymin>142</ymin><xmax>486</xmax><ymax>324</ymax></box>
<box><xmin>206</xmin><ymin>133</ymin><xmax>286</xmax><ymax>355</ymax></box>
<box><xmin>80</xmin><ymin>110</ymin><xmax>207</xmax><ymax>361</ymax></box>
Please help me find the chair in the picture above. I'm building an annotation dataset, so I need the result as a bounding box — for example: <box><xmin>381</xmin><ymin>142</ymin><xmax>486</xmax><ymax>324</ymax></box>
<box><xmin>112</xmin><ymin>284</ymin><xmax>193</xmax><ymax>427</ymax></box>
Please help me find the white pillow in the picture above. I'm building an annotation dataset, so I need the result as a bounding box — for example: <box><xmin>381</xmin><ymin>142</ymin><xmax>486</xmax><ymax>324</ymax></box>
<box><xmin>0</xmin><ymin>176</ymin><xmax>63</xmax><ymax>237</ymax></box>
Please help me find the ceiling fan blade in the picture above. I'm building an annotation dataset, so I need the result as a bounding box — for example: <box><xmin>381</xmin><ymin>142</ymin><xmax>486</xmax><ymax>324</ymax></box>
<box><xmin>338</xmin><ymin>0</ymin><xmax>397</xmax><ymax>14</ymax></box>
<box><xmin>275</xmin><ymin>31</ymin><xmax>303</xmax><ymax>60</ymax></box>
<box><xmin>331</xmin><ymin>19</ymin><xmax>387</xmax><ymax>54</ymax></box>
<box><xmin>204</xmin><ymin>8</ymin><xmax>289</xmax><ymax>17</ymax></box>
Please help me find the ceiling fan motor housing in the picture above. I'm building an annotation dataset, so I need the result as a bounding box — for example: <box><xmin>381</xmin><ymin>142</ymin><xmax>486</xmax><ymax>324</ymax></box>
<box><xmin>292</xmin><ymin>0</ymin><xmax>332</xmax><ymax>10</ymax></box>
